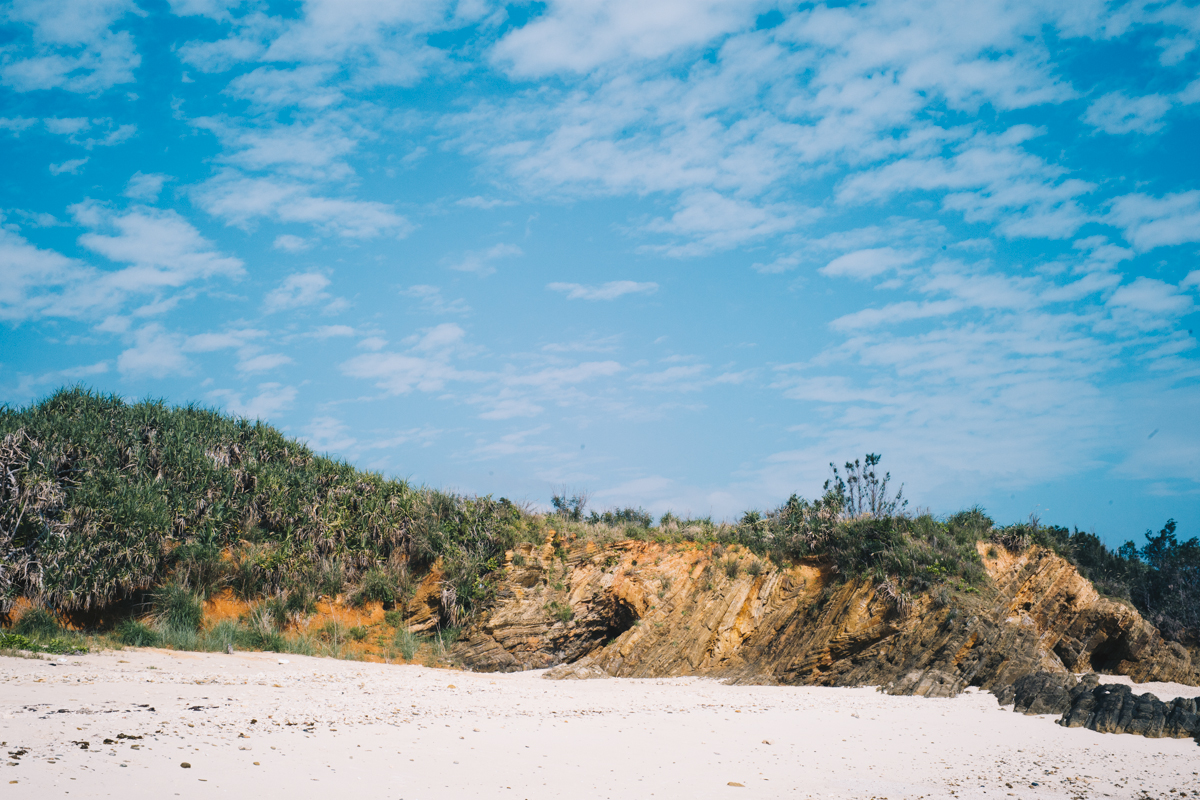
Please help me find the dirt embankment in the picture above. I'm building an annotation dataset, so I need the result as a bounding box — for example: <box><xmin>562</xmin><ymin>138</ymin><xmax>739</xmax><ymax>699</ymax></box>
<box><xmin>449</xmin><ymin>534</ymin><xmax>1199</xmax><ymax>694</ymax></box>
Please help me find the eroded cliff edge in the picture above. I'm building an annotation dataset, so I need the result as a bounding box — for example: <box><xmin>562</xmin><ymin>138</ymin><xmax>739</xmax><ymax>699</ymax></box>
<box><xmin>447</xmin><ymin>533</ymin><xmax>1198</xmax><ymax>695</ymax></box>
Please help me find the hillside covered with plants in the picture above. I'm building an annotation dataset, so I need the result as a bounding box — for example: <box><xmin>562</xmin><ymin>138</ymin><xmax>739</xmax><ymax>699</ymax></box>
<box><xmin>1</xmin><ymin>388</ymin><xmax>1196</xmax><ymax>658</ymax></box>
<box><xmin>0</xmin><ymin>387</ymin><xmax>528</xmax><ymax>625</ymax></box>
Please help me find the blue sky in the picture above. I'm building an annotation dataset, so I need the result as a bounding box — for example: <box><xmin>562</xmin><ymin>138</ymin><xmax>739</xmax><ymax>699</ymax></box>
<box><xmin>2</xmin><ymin>0</ymin><xmax>1199</xmax><ymax>544</ymax></box>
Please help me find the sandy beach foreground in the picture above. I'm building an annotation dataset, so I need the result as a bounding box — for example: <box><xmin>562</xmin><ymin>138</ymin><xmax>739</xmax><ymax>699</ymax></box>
<box><xmin>1</xmin><ymin>650</ymin><xmax>1196</xmax><ymax>800</ymax></box>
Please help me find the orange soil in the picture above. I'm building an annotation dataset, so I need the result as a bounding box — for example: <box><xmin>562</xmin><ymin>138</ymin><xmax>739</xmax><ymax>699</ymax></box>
<box><xmin>199</xmin><ymin>590</ymin><xmax>433</xmax><ymax>665</ymax></box>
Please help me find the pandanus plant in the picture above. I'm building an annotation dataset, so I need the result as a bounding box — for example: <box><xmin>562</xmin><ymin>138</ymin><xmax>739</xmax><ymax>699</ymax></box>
<box><xmin>1</xmin><ymin>386</ymin><xmax>525</xmax><ymax>624</ymax></box>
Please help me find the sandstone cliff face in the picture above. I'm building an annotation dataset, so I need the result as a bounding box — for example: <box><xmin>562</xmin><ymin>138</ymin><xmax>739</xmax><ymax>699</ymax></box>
<box><xmin>448</xmin><ymin>533</ymin><xmax>1198</xmax><ymax>695</ymax></box>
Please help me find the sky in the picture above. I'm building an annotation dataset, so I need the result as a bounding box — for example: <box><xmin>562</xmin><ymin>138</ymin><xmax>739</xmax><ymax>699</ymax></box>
<box><xmin>2</xmin><ymin>0</ymin><xmax>1199</xmax><ymax>545</ymax></box>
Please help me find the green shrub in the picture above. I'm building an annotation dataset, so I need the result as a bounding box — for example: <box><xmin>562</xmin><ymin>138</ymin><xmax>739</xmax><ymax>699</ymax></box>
<box><xmin>0</xmin><ymin>630</ymin><xmax>85</xmax><ymax>654</ymax></box>
<box><xmin>436</xmin><ymin>626</ymin><xmax>462</xmax><ymax>653</ymax></box>
<box><xmin>0</xmin><ymin>631</ymin><xmax>32</xmax><ymax>651</ymax></box>
<box><xmin>544</xmin><ymin>600</ymin><xmax>573</xmax><ymax>624</ymax></box>
<box><xmin>15</xmin><ymin>607</ymin><xmax>60</xmax><ymax>638</ymax></box>
<box><xmin>723</xmin><ymin>557</ymin><xmax>741</xmax><ymax>580</ymax></box>
<box><xmin>351</xmin><ymin>567</ymin><xmax>396</xmax><ymax>607</ymax></box>
<box><xmin>316</xmin><ymin>560</ymin><xmax>346</xmax><ymax>599</ymax></box>
<box><xmin>156</xmin><ymin>624</ymin><xmax>200</xmax><ymax>651</ymax></box>
<box><xmin>349</xmin><ymin>625</ymin><xmax>369</xmax><ymax>641</ymax></box>
<box><xmin>284</xmin><ymin>585</ymin><xmax>316</xmax><ymax>616</ymax></box>
<box><xmin>172</xmin><ymin>541</ymin><xmax>226</xmax><ymax>599</ymax></box>
<box><xmin>395</xmin><ymin>628</ymin><xmax>420</xmax><ymax>660</ymax></box>
<box><xmin>230</xmin><ymin>548</ymin><xmax>274</xmax><ymax>599</ymax></box>
<box><xmin>587</xmin><ymin>506</ymin><xmax>653</xmax><ymax>528</ymax></box>
<box><xmin>317</xmin><ymin>620</ymin><xmax>345</xmax><ymax>644</ymax></box>
<box><xmin>117</xmin><ymin>619</ymin><xmax>160</xmax><ymax>647</ymax></box>
<box><xmin>152</xmin><ymin>584</ymin><xmax>203</xmax><ymax>631</ymax></box>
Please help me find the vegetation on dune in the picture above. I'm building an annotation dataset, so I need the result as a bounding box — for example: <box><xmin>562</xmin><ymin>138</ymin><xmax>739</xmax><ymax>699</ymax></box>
<box><xmin>0</xmin><ymin>387</ymin><xmax>1195</xmax><ymax>657</ymax></box>
<box><xmin>0</xmin><ymin>387</ymin><xmax>528</xmax><ymax>626</ymax></box>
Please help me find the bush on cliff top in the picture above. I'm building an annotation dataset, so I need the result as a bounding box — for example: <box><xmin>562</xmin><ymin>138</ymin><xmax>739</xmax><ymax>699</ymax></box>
<box><xmin>990</xmin><ymin>516</ymin><xmax>1199</xmax><ymax>642</ymax></box>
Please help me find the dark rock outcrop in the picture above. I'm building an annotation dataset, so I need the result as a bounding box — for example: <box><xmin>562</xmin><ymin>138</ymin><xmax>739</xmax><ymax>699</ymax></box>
<box><xmin>1059</xmin><ymin>678</ymin><xmax>1200</xmax><ymax>740</ymax></box>
<box><xmin>992</xmin><ymin>671</ymin><xmax>1200</xmax><ymax>742</ymax></box>
<box><xmin>994</xmin><ymin>671</ymin><xmax>1078</xmax><ymax>715</ymax></box>
<box><xmin>447</xmin><ymin>534</ymin><xmax>1199</xmax><ymax>698</ymax></box>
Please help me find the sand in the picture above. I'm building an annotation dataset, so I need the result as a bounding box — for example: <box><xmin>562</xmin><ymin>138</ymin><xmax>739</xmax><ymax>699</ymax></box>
<box><xmin>2</xmin><ymin>649</ymin><xmax>1197</xmax><ymax>799</ymax></box>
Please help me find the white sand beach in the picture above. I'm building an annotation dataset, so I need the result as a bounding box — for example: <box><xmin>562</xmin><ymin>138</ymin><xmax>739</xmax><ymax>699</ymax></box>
<box><xmin>2</xmin><ymin>649</ymin><xmax>1196</xmax><ymax>800</ymax></box>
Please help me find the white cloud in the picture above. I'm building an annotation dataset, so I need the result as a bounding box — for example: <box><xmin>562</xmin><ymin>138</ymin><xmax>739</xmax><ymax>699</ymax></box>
<box><xmin>1105</xmin><ymin>277</ymin><xmax>1195</xmax><ymax>331</ymax></box>
<box><xmin>492</xmin><ymin>0</ymin><xmax>763</xmax><ymax>76</ymax></box>
<box><xmin>0</xmin><ymin>205</ymin><xmax>243</xmax><ymax>323</ymax></box>
<box><xmin>471</xmin><ymin>425</ymin><xmax>553</xmax><ymax>457</ymax></box>
<box><xmin>0</xmin><ymin>225</ymin><xmax>89</xmax><ymax>321</ymax></box>
<box><xmin>1084</xmin><ymin>91</ymin><xmax>1173</xmax><ymax>135</ymax></box>
<box><xmin>7</xmin><ymin>359</ymin><xmax>111</xmax><ymax>400</ymax></box>
<box><xmin>547</xmin><ymin>280</ymin><xmax>658</xmax><ymax>300</ymax></box>
<box><xmin>236</xmin><ymin>353</ymin><xmax>293</xmax><ymax>373</ymax></box>
<box><xmin>195</xmin><ymin>173</ymin><xmax>413</xmax><ymax>239</ymax></box>
<box><xmin>263</xmin><ymin>272</ymin><xmax>339</xmax><ymax>313</ymax></box>
<box><xmin>209</xmin><ymin>382</ymin><xmax>297</xmax><ymax>420</ymax></box>
<box><xmin>1157</xmin><ymin>34</ymin><xmax>1196</xmax><ymax>66</ymax></box>
<box><xmin>830</xmin><ymin>299</ymin><xmax>964</xmax><ymax>331</ymax></box>
<box><xmin>124</xmin><ymin>172</ymin><xmax>169</xmax><ymax>201</ymax></box>
<box><xmin>340</xmin><ymin>322</ymin><xmax>627</xmax><ymax>420</ymax></box>
<box><xmin>225</xmin><ymin>65</ymin><xmax>343</xmax><ymax>110</ymax></box>
<box><xmin>302</xmin><ymin>415</ymin><xmax>357</xmax><ymax>453</ymax></box>
<box><xmin>401</xmin><ymin>285</ymin><xmax>470</xmax><ymax>314</ymax></box>
<box><xmin>117</xmin><ymin>323</ymin><xmax>190</xmax><ymax>377</ymax></box>
<box><xmin>1</xmin><ymin>0</ymin><xmax>141</xmax><ymax>93</ymax></box>
<box><xmin>272</xmin><ymin>234</ymin><xmax>309</xmax><ymax>252</ymax></box>
<box><xmin>174</xmin><ymin>0</ymin><xmax>450</xmax><ymax>89</ymax></box>
<box><xmin>74</xmin><ymin>202</ymin><xmax>244</xmax><ymax>289</ymax></box>
<box><xmin>1107</xmin><ymin>191</ymin><xmax>1200</xmax><ymax>251</ymax></box>
<box><xmin>836</xmin><ymin>127</ymin><xmax>1094</xmax><ymax>240</ymax></box>
<box><xmin>446</xmin><ymin>243</ymin><xmax>522</xmax><ymax>276</ymax></box>
<box><xmin>195</xmin><ymin>116</ymin><xmax>358</xmax><ymax>179</ymax></box>
<box><xmin>1179</xmin><ymin>79</ymin><xmax>1200</xmax><ymax>106</ymax></box>
<box><xmin>629</xmin><ymin>363</ymin><xmax>749</xmax><ymax>393</ymax></box>
<box><xmin>341</xmin><ymin>352</ymin><xmax>463</xmax><ymax>394</ymax></box>
<box><xmin>821</xmin><ymin>247</ymin><xmax>921</xmax><ymax>280</ymax></box>
<box><xmin>183</xmin><ymin>328</ymin><xmax>266</xmax><ymax>352</ymax></box>
<box><xmin>456</xmin><ymin>0</ymin><xmax>1107</xmax><ymax>257</ymax></box>
<box><xmin>644</xmin><ymin>191</ymin><xmax>806</xmax><ymax>256</ymax></box>
<box><xmin>456</xmin><ymin>196</ymin><xmax>516</xmax><ymax>209</ymax></box>
<box><xmin>542</xmin><ymin>333</ymin><xmax>622</xmax><ymax>353</ymax></box>
<box><xmin>43</xmin><ymin>117</ymin><xmax>135</xmax><ymax>148</ymax></box>
<box><xmin>49</xmin><ymin>158</ymin><xmax>87</xmax><ymax>175</ymax></box>
<box><xmin>166</xmin><ymin>0</ymin><xmax>242</xmax><ymax>21</ymax></box>
<box><xmin>309</xmin><ymin>324</ymin><xmax>356</xmax><ymax>338</ymax></box>
<box><xmin>0</xmin><ymin>117</ymin><xmax>37</xmax><ymax>135</ymax></box>
<box><xmin>44</xmin><ymin>116</ymin><xmax>89</xmax><ymax>135</ymax></box>
<box><xmin>408</xmin><ymin>322</ymin><xmax>467</xmax><ymax>354</ymax></box>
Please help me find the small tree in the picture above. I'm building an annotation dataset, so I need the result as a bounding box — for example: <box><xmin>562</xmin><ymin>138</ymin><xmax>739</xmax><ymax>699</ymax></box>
<box><xmin>824</xmin><ymin>453</ymin><xmax>907</xmax><ymax>519</ymax></box>
<box><xmin>551</xmin><ymin>489</ymin><xmax>589</xmax><ymax>522</ymax></box>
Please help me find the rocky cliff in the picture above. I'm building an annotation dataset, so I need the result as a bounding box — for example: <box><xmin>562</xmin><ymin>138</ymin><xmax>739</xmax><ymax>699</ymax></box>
<box><xmin>447</xmin><ymin>532</ymin><xmax>1198</xmax><ymax>695</ymax></box>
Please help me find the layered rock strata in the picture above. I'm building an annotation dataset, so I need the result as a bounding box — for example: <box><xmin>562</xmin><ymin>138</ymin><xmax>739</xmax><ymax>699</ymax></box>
<box><xmin>448</xmin><ymin>533</ymin><xmax>1198</xmax><ymax>698</ymax></box>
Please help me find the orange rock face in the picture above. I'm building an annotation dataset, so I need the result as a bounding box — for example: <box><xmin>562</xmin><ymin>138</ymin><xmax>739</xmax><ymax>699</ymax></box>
<box><xmin>450</xmin><ymin>538</ymin><xmax>1199</xmax><ymax>695</ymax></box>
